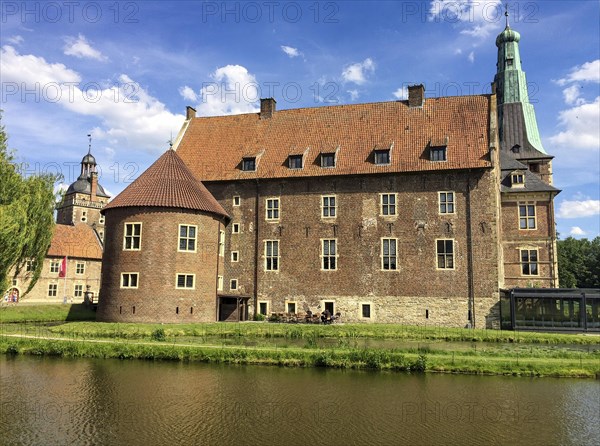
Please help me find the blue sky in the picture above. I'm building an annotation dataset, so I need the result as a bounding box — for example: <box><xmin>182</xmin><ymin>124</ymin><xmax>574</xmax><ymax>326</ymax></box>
<box><xmin>1</xmin><ymin>0</ymin><xmax>599</xmax><ymax>238</ymax></box>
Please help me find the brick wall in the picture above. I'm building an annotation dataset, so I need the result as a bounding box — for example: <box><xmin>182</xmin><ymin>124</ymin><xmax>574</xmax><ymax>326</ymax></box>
<box><xmin>97</xmin><ymin>207</ymin><xmax>224</xmax><ymax>323</ymax></box>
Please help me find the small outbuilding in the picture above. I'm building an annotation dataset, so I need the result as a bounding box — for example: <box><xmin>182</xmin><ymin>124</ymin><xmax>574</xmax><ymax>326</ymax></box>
<box><xmin>97</xmin><ymin>149</ymin><xmax>229</xmax><ymax>323</ymax></box>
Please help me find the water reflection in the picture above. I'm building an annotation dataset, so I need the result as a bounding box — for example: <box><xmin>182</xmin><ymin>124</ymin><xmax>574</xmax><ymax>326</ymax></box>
<box><xmin>1</xmin><ymin>356</ymin><xmax>598</xmax><ymax>446</ymax></box>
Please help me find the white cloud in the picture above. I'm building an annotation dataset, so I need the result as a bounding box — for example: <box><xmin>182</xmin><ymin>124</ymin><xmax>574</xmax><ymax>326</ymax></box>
<box><xmin>562</xmin><ymin>84</ymin><xmax>585</xmax><ymax>106</ymax></box>
<box><xmin>196</xmin><ymin>65</ymin><xmax>259</xmax><ymax>117</ymax></box>
<box><xmin>63</xmin><ymin>34</ymin><xmax>107</xmax><ymax>61</ymax></box>
<box><xmin>281</xmin><ymin>45</ymin><xmax>300</xmax><ymax>58</ymax></box>
<box><xmin>342</xmin><ymin>58</ymin><xmax>375</xmax><ymax>85</ymax></box>
<box><xmin>1</xmin><ymin>46</ymin><xmax>184</xmax><ymax>154</ymax></box>
<box><xmin>556</xmin><ymin>60</ymin><xmax>600</xmax><ymax>86</ymax></box>
<box><xmin>429</xmin><ymin>0</ymin><xmax>502</xmax><ymax>40</ymax></box>
<box><xmin>557</xmin><ymin>200</ymin><xmax>600</xmax><ymax>218</ymax></box>
<box><xmin>468</xmin><ymin>51</ymin><xmax>475</xmax><ymax>63</ymax></box>
<box><xmin>393</xmin><ymin>87</ymin><xmax>408</xmax><ymax>100</ymax></box>
<box><xmin>179</xmin><ymin>86</ymin><xmax>198</xmax><ymax>102</ymax></box>
<box><xmin>569</xmin><ymin>226</ymin><xmax>586</xmax><ymax>236</ymax></box>
<box><xmin>549</xmin><ymin>96</ymin><xmax>600</xmax><ymax>149</ymax></box>
<box><xmin>6</xmin><ymin>35</ymin><xmax>24</xmax><ymax>45</ymax></box>
<box><xmin>347</xmin><ymin>89</ymin><xmax>359</xmax><ymax>101</ymax></box>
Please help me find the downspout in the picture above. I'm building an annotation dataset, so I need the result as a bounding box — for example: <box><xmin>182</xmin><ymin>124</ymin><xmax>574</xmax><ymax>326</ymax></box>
<box><xmin>466</xmin><ymin>174</ymin><xmax>476</xmax><ymax>328</ymax></box>
<box><xmin>549</xmin><ymin>192</ymin><xmax>558</xmax><ymax>287</ymax></box>
<box><xmin>253</xmin><ymin>179</ymin><xmax>260</xmax><ymax>319</ymax></box>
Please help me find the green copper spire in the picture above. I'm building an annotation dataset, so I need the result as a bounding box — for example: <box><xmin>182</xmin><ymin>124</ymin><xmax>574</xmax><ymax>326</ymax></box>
<box><xmin>494</xmin><ymin>6</ymin><xmax>547</xmax><ymax>154</ymax></box>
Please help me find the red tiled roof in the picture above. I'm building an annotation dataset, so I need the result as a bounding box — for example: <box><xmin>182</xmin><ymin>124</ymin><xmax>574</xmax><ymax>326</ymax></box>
<box><xmin>102</xmin><ymin>149</ymin><xmax>228</xmax><ymax>218</ymax></box>
<box><xmin>47</xmin><ymin>223</ymin><xmax>103</xmax><ymax>260</ymax></box>
<box><xmin>175</xmin><ymin>96</ymin><xmax>493</xmax><ymax>181</ymax></box>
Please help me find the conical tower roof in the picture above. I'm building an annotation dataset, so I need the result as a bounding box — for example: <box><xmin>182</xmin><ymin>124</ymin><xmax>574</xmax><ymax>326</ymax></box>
<box><xmin>103</xmin><ymin>149</ymin><xmax>228</xmax><ymax>218</ymax></box>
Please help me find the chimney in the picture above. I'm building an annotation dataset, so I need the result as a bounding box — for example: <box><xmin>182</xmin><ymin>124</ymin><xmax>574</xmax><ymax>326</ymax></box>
<box><xmin>90</xmin><ymin>171</ymin><xmax>98</xmax><ymax>202</ymax></box>
<box><xmin>186</xmin><ymin>106</ymin><xmax>196</xmax><ymax>120</ymax></box>
<box><xmin>408</xmin><ymin>84</ymin><xmax>425</xmax><ymax>108</ymax></box>
<box><xmin>260</xmin><ymin>98</ymin><xmax>276</xmax><ymax>119</ymax></box>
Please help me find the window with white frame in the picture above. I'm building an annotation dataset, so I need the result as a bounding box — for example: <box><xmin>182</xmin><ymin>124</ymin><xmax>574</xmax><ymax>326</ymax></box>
<box><xmin>231</xmin><ymin>251</ymin><xmax>239</xmax><ymax>262</ymax></box>
<box><xmin>48</xmin><ymin>283</ymin><xmax>57</xmax><ymax>297</ymax></box>
<box><xmin>519</xmin><ymin>203</ymin><xmax>536</xmax><ymax>229</ymax></box>
<box><xmin>322</xmin><ymin>195</ymin><xmax>336</xmax><ymax>218</ymax></box>
<box><xmin>232</xmin><ymin>223</ymin><xmax>240</xmax><ymax>234</ymax></box>
<box><xmin>26</xmin><ymin>259</ymin><xmax>36</xmax><ymax>272</ymax></box>
<box><xmin>381</xmin><ymin>238</ymin><xmax>398</xmax><ymax>270</ymax></box>
<box><xmin>380</xmin><ymin>193</ymin><xmax>397</xmax><ymax>216</ymax></box>
<box><xmin>439</xmin><ymin>191</ymin><xmax>455</xmax><ymax>214</ymax></box>
<box><xmin>218</xmin><ymin>275</ymin><xmax>223</xmax><ymax>291</ymax></box>
<box><xmin>219</xmin><ymin>230</ymin><xmax>225</xmax><ymax>256</ymax></box>
<box><xmin>123</xmin><ymin>223</ymin><xmax>142</xmax><ymax>250</ymax></box>
<box><xmin>286</xmin><ymin>301</ymin><xmax>297</xmax><ymax>314</ymax></box>
<box><xmin>233</xmin><ymin>196</ymin><xmax>241</xmax><ymax>206</ymax></box>
<box><xmin>76</xmin><ymin>262</ymin><xmax>85</xmax><ymax>275</ymax></box>
<box><xmin>265</xmin><ymin>240</ymin><xmax>279</xmax><ymax>271</ymax></box>
<box><xmin>121</xmin><ymin>273</ymin><xmax>139</xmax><ymax>289</ymax></box>
<box><xmin>81</xmin><ymin>210</ymin><xmax>87</xmax><ymax>222</ymax></box>
<box><xmin>258</xmin><ymin>301</ymin><xmax>269</xmax><ymax>316</ymax></box>
<box><xmin>179</xmin><ymin>224</ymin><xmax>197</xmax><ymax>252</ymax></box>
<box><xmin>50</xmin><ymin>260</ymin><xmax>59</xmax><ymax>273</ymax></box>
<box><xmin>436</xmin><ymin>239</ymin><xmax>454</xmax><ymax>269</ymax></box>
<box><xmin>321</xmin><ymin>239</ymin><xmax>338</xmax><ymax>270</ymax></box>
<box><xmin>176</xmin><ymin>274</ymin><xmax>195</xmax><ymax>289</ymax></box>
<box><xmin>230</xmin><ymin>279</ymin><xmax>238</xmax><ymax>290</ymax></box>
<box><xmin>361</xmin><ymin>303</ymin><xmax>371</xmax><ymax>318</ymax></box>
<box><xmin>266</xmin><ymin>198</ymin><xmax>280</xmax><ymax>221</ymax></box>
<box><xmin>521</xmin><ymin>249</ymin><xmax>538</xmax><ymax>276</ymax></box>
<box><xmin>74</xmin><ymin>284</ymin><xmax>83</xmax><ymax>298</ymax></box>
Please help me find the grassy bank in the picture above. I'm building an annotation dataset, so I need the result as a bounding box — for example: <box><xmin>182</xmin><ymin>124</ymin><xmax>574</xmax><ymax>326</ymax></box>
<box><xmin>0</xmin><ymin>304</ymin><xmax>96</xmax><ymax>323</ymax></box>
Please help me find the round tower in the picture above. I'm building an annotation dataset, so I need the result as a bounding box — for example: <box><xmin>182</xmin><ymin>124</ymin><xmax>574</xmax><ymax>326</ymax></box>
<box><xmin>97</xmin><ymin>149</ymin><xmax>229</xmax><ymax>323</ymax></box>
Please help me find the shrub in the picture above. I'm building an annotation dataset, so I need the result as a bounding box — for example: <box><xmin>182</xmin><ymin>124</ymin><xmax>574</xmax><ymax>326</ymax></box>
<box><xmin>151</xmin><ymin>328</ymin><xmax>166</xmax><ymax>342</ymax></box>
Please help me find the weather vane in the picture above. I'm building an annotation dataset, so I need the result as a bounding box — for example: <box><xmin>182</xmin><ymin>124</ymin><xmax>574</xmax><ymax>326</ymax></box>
<box><xmin>88</xmin><ymin>133</ymin><xmax>92</xmax><ymax>154</ymax></box>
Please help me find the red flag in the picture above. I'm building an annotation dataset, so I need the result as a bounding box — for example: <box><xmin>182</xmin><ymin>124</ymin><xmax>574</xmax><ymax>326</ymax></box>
<box><xmin>58</xmin><ymin>257</ymin><xmax>67</xmax><ymax>278</ymax></box>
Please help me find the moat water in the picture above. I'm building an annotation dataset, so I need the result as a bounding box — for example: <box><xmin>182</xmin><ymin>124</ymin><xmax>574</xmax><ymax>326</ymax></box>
<box><xmin>1</xmin><ymin>356</ymin><xmax>598</xmax><ymax>446</ymax></box>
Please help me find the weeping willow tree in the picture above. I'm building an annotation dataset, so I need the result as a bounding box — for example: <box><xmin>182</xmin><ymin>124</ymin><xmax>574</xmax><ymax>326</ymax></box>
<box><xmin>0</xmin><ymin>114</ymin><xmax>59</xmax><ymax>296</ymax></box>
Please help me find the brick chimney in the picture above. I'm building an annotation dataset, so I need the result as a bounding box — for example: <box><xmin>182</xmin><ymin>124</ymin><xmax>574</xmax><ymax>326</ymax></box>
<box><xmin>260</xmin><ymin>98</ymin><xmax>276</xmax><ymax>119</ymax></box>
<box><xmin>408</xmin><ymin>84</ymin><xmax>425</xmax><ymax>108</ymax></box>
<box><xmin>90</xmin><ymin>171</ymin><xmax>98</xmax><ymax>202</ymax></box>
<box><xmin>186</xmin><ymin>106</ymin><xmax>196</xmax><ymax>120</ymax></box>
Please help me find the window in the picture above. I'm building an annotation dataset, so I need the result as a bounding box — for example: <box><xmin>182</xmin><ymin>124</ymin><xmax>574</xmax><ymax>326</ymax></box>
<box><xmin>324</xmin><ymin>301</ymin><xmax>335</xmax><ymax>315</ymax></box>
<box><xmin>50</xmin><ymin>260</ymin><xmax>60</xmax><ymax>273</ymax></box>
<box><xmin>381</xmin><ymin>238</ymin><xmax>398</xmax><ymax>270</ymax></box>
<box><xmin>286</xmin><ymin>301</ymin><xmax>297</xmax><ymax>314</ymax></box>
<box><xmin>436</xmin><ymin>239</ymin><xmax>454</xmax><ymax>269</ymax></box>
<box><xmin>266</xmin><ymin>198</ymin><xmax>280</xmax><ymax>221</ymax></box>
<box><xmin>288</xmin><ymin>154</ymin><xmax>303</xmax><ymax>169</ymax></box>
<box><xmin>81</xmin><ymin>211</ymin><xmax>87</xmax><ymax>222</ymax></box>
<box><xmin>217</xmin><ymin>275</ymin><xmax>223</xmax><ymax>291</ymax></box>
<box><xmin>321</xmin><ymin>239</ymin><xmax>338</xmax><ymax>270</ymax></box>
<box><xmin>26</xmin><ymin>259</ymin><xmax>35</xmax><ymax>272</ymax></box>
<box><xmin>519</xmin><ymin>204</ymin><xmax>536</xmax><ymax>229</ymax></box>
<box><xmin>361</xmin><ymin>303</ymin><xmax>371</xmax><ymax>318</ymax></box>
<box><xmin>219</xmin><ymin>230</ymin><xmax>225</xmax><ymax>256</ymax></box>
<box><xmin>242</xmin><ymin>157</ymin><xmax>256</xmax><ymax>171</ymax></box>
<box><xmin>176</xmin><ymin>274</ymin><xmax>195</xmax><ymax>289</ymax></box>
<box><xmin>380</xmin><ymin>193</ymin><xmax>397</xmax><ymax>216</ymax></box>
<box><xmin>48</xmin><ymin>283</ymin><xmax>57</xmax><ymax>297</ymax></box>
<box><xmin>11</xmin><ymin>279</ymin><xmax>17</xmax><ymax>286</ymax></box>
<box><xmin>374</xmin><ymin>149</ymin><xmax>390</xmax><ymax>165</ymax></box>
<box><xmin>121</xmin><ymin>273</ymin><xmax>139</xmax><ymax>289</ymax></box>
<box><xmin>74</xmin><ymin>284</ymin><xmax>83</xmax><ymax>298</ymax></box>
<box><xmin>76</xmin><ymin>262</ymin><xmax>85</xmax><ymax>275</ymax></box>
<box><xmin>430</xmin><ymin>147</ymin><xmax>447</xmax><ymax>161</ymax></box>
<box><xmin>124</xmin><ymin>223</ymin><xmax>142</xmax><ymax>250</ymax></box>
<box><xmin>99</xmin><ymin>215</ymin><xmax>105</xmax><ymax>224</ymax></box>
<box><xmin>265</xmin><ymin>240</ymin><xmax>279</xmax><ymax>271</ymax></box>
<box><xmin>322</xmin><ymin>195</ymin><xmax>336</xmax><ymax>218</ymax></box>
<box><xmin>232</xmin><ymin>223</ymin><xmax>240</xmax><ymax>234</ymax></box>
<box><xmin>233</xmin><ymin>196</ymin><xmax>241</xmax><ymax>206</ymax></box>
<box><xmin>521</xmin><ymin>249</ymin><xmax>538</xmax><ymax>276</ymax></box>
<box><xmin>258</xmin><ymin>301</ymin><xmax>269</xmax><ymax>316</ymax></box>
<box><xmin>179</xmin><ymin>225</ymin><xmax>197</xmax><ymax>252</ymax></box>
<box><xmin>511</xmin><ymin>173</ymin><xmax>524</xmax><ymax>185</ymax></box>
<box><xmin>231</xmin><ymin>251</ymin><xmax>239</xmax><ymax>262</ymax></box>
<box><xmin>439</xmin><ymin>192</ymin><xmax>455</xmax><ymax>214</ymax></box>
<box><xmin>230</xmin><ymin>279</ymin><xmax>238</xmax><ymax>290</ymax></box>
<box><xmin>320</xmin><ymin>153</ymin><xmax>335</xmax><ymax>168</ymax></box>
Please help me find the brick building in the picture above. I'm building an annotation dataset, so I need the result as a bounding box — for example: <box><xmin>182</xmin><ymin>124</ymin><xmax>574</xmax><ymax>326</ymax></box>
<box><xmin>7</xmin><ymin>149</ymin><xmax>107</xmax><ymax>303</ymax></box>
<box><xmin>97</xmin><ymin>20</ymin><xmax>558</xmax><ymax>327</ymax></box>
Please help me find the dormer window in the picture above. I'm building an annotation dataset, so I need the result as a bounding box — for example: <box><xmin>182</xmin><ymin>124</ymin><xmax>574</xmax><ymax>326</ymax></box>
<box><xmin>430</xmin><ymin>146</ymin><xmax>447</xmax><ymax>162</ymax></box>
<box><xmin>506</xmin><ymin>58</ymin><xmax>514</xmax><ymax>66</ymax></box>
<box><xmin>242</xmin><ymin>157</ymin><xmax>256</xmax><ymax>171</ymax></box>
<box><xmin>511</xmin><ymin>144</ymin><xmax>521</xmax><ymax>154</ymax></box>
<box><xmin>511</xmin><ymin>171</ymin><xmax>525</xmax><ymax>187</ymax></box>
<box><xmin>288</xmin><ymin>154</ymin><xmax>303</xmax><ymax>169</ymax></box>
<box><xmin>374</xmin><ymin>149</ymin><xmax>391</xmax><ymax>165</ymax></box>
<box><xmin>320</xmin><ymin>153</ymin><xmax>336</xmax><ymax>168</ymax></box>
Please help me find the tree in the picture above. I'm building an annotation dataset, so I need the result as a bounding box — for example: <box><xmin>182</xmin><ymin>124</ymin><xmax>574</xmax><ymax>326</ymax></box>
<box><xmin>0</xmin><ymin>114</ymin><xmax>59</xmax><ymax>296</ymax></box>
<box><xmin>557</xmin><ymin>236</ymin><xmax>600</xmax><ymax>288</ymax></box>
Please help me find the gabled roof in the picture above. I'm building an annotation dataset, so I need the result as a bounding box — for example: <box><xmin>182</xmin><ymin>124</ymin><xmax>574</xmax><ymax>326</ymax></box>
<box><xmin>498</xmin><ymin>151</ymin><xmax>560</xmax><ymax>194</ymax></box>
<box><xmin>175</xmin><ymin>95</ymin><xmax>493</xmax><ymax>181</ymax></box>
<box><xmin>102</xmin><ymin>149</ymin><xmax>228</xmax><ymax>218</ymax></box>
<box><xmin>47</xmin><ymin>223</ymin><xmax>103</xmax><ymax>260</ymax></box>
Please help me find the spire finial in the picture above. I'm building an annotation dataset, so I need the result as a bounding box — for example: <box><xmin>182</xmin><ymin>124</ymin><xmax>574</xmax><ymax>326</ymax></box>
<box><xmin>87</xmin><ymin>134</ymin><xmax>92</xmax><ymax>154</ymax></box>
<box><xmin>505</xmin><ymin>3</ymin><xmax>510</xmax><ymax>28</ymax></box>
<box><xmin>168</xmin><ymin>132</ymin><xmax>174</xmax><ymax>150</ymax></box>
